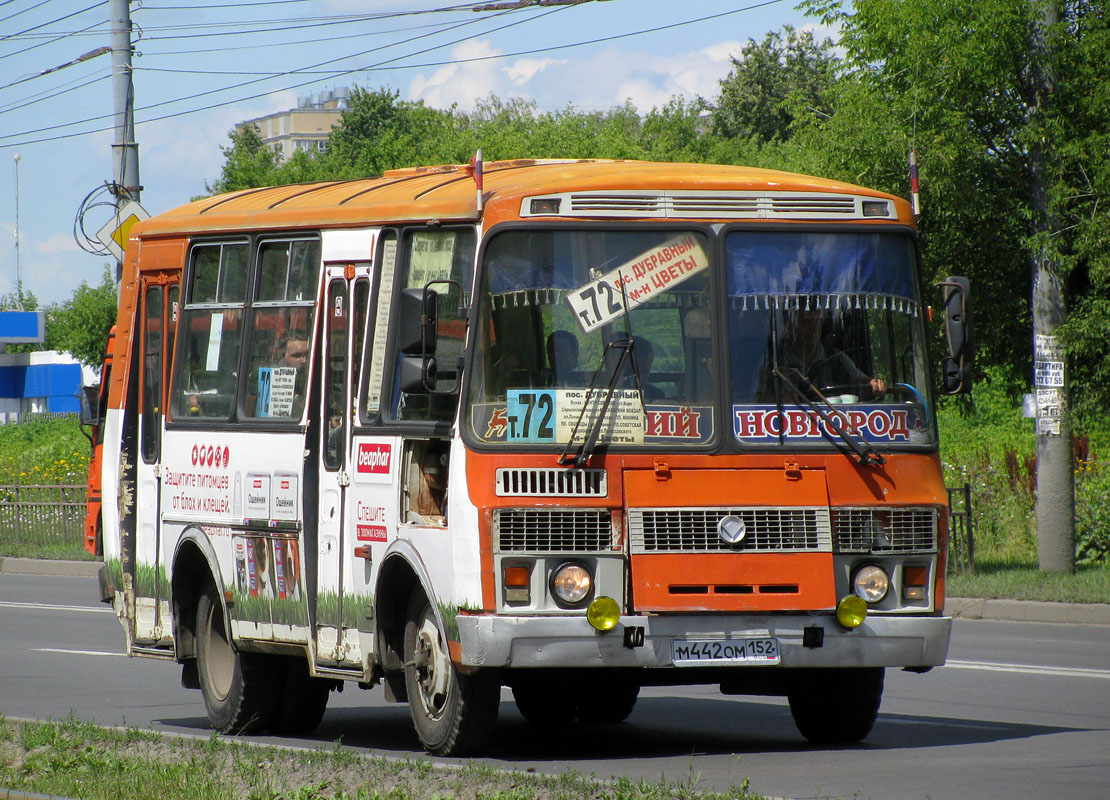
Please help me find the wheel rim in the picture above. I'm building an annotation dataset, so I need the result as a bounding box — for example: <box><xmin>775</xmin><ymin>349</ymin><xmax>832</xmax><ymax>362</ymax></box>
<box><xmin>412</xmin><ymin>606</ymin><xmax>451</xmax><ymax>720</ymax></box>
<box><xmin>201</xmin><ymin>599</ymin><xmax>234</xmax><ymax>702</ymax></box>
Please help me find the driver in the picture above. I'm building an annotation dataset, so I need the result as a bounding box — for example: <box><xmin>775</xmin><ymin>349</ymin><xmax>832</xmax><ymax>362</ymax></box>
<box><xmin>779</xmin><ymin>309</ymin><xmax>886</xmax><ymax>398</ymax></box>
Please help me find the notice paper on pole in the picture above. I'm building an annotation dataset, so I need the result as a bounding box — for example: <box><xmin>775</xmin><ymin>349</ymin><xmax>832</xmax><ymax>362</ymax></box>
<box><xmin>96</xmin><ymin>200</ymin><xmax>150</xmax><ymax>263</ymax></box>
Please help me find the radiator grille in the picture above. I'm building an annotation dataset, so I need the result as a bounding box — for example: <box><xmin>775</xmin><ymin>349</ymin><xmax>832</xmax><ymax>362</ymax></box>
<box><xmin>628</xmin><ymin>507</ymin><xmax>831</xmax><ymax>553</ymax></box>
<box><xmin>494</xmin><ymin>508</ymin><xmax>613</xmax><ymax>552</ymax></box>
<box><xmin>832</xmin><ymin>507</ymin><xmax>938</xmax><ymax>553</ymax></box>
<box><xmin>495</xmin><ymin>468</ymin><xmax>607</xmax><ymax>497</ymax></box>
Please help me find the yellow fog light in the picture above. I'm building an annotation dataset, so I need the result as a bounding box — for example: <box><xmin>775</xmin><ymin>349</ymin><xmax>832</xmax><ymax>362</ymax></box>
<box><xmin>836</xmin><ymin>594</ymin><xmax>868</xmax><ymax>629</ymax></box>
<box><xmin>586</xmin><ymin>596</ymin><xmax>620</xmax><ymax>631</ymax></box>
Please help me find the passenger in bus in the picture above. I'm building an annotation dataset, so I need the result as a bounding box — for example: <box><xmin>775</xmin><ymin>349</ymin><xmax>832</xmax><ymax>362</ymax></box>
<box><xmin>264</xmin><ymin>334</ymin><xmax>310</xmax><ymax>418</ymax></box>
<box><xmin>776</xmin><ymin>308</ymin><xmax>886</xmax><ymax>399</ymax></box>
<box><xmin>545</xmin><ymin>330</ymin><xmax>579</xmax><ymax>386</ymax></box>
<box><xmin>280</xmin><ymin>335</ymin><xmax>309</xmax><ymax>367</ymax></box>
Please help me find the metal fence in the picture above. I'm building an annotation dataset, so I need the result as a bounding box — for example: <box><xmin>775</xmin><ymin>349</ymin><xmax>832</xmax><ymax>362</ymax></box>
<box><xmin>0</xmin><ymin>484</ymin><xmax>86</xmax><ymax>548</ymax></box>
<box><xmin>947</xmin><ymin>482</ymin><xmax>974</xmax><ymax>572</ymax></box>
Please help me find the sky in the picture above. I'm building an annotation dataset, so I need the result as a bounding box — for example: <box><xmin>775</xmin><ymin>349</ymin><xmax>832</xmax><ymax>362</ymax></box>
<box><xmin>0</xmin><ymin>0</ymin><xmax>811</xmax><ymax>307</ymax></box>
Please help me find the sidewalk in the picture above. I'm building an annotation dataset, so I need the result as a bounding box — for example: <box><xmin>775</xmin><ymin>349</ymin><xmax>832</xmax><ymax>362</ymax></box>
<box><xmin>2</xmin><ymin>557</ymin><xmax>1108</xmax><ymax>625</ymax></box>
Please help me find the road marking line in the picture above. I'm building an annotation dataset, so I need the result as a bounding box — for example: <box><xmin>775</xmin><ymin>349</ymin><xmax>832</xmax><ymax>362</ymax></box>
<box><xmin>0</xmin><ymin>600</ymin><xmax>114</xmax><ymax>614</ymax></box>
<box><xmin>946</xmin><ymin>659</ymin><xmax>1110</xmax><ymax>680</ymax></box>
<box><xmin>32</xmin><ymin>648</ymin><xmax>126</xmax><ymax>658</ymax></box>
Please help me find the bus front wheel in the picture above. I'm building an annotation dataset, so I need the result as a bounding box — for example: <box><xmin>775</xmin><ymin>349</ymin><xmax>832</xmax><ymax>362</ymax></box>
<box><xmin>787</xmin><ymin>667</ymin><xmax>884</xmax><ymax>744</ymax></box>
<box><xmin>403</xmin><ymin>594</ymin><xmax>498</xmax><ymax>756</ymax></box>
<box><xmin>196</xmin><ymin>582</ymin><xmax>275</xmax><ymax>734</ymax></box>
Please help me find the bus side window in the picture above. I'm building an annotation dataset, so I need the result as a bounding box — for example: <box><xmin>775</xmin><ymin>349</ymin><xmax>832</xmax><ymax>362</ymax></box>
<box><xmin>171</xmin><ymin>241</ymin><xmax>248</xmax><ymax>420</ymax></box>
<box><xmin>243</xmin><ymin>239</ymin><xmax>320</xmax><ymax>421</ymax></box>
<box><xmin>388</xmin><ymin>227</ymin><xmax>474</xmax><ymax>423</ymax></box>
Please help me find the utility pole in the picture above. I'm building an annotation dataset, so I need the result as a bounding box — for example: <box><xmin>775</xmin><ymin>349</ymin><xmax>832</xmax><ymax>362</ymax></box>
<box><xmin>1028</xmin><ymin>1</ymin><xmax>1074</xmax><ymax>573</ymax></box>
<box><xmin>110</xmin><ymin>0</ymin><xmax>140</xmax><ymax>282</ymax></box>
<box><xmin>12</xmin><ymin>154</ymin><xmax>23</xmax><ymax>309</ymax></box>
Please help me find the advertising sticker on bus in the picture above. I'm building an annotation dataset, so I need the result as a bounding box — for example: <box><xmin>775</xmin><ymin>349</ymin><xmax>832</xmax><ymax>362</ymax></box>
<box><xmin>565</xmin><ymin>233</ymin><xmax>709</xmax><ymax>333</ymax></box>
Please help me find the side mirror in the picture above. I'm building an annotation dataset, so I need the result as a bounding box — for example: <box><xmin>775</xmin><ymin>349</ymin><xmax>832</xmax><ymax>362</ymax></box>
<box><xmin>79</xmin><ymin>384</ymin><xmax>99</xmax><ymax>426</ymax></box>
<box><xmin>398</xmin><ymin>287</ymin><xmax>438</xmax><ymax>356</ymax></box>
<box><xmin>400</xmin><ymin>355</ymin><xmax>437</xmax><ymax>394</ymax></box>
<box><xmin>938</xmin><ymin>276</ymin><xmax>973</xmax><ymax>394</ymax></box>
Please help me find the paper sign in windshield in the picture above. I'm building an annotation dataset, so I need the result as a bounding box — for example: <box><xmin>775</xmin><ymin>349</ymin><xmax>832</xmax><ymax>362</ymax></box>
<box><xmin>566</xmin><ymin>234</ymin><xmax>708</xmax><ymax>333</ymax></box>
<box><xmin>505</xmin><ymin>388</ymin><xmax>645</xmax><ymax>444</ymax></box>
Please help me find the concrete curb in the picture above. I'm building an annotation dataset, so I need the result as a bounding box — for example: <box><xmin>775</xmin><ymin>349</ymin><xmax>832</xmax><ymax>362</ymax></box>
<box><xmin>2</xmin><ymin>559</ymin><xmax>1107</xmax><ymax>625</ymax></box>
<box><xmin>0</xmin><ymin>557</ymin><xmax>102</xmax><ymax>578</ymax></box>
<box><xmin>946</xmin><ymin>596</ymin><xmax>1110</xmax><ymax>625</ymax></box>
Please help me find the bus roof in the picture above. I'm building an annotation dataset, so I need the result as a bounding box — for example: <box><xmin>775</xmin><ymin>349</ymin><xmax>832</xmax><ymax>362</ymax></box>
<box><xmin>133</xmin><ymin>159</ymin><xmax>912</xmax><ymax>238</ymax></box>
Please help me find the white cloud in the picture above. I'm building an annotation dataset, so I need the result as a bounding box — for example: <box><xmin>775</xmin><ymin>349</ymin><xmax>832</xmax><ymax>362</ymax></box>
<box><xmin>408</xmin><ymin>40</ymin><xmax>507</xmax><ymax>112</ymax></box>
<box><xmin>504</xmin><ymin>57</ymin><xmax>566</xmax><ymax>87</ymax></box>
<box><xmin>36</xmin><ymin>233</ymin><xmax>79</xmax><ymax>256</ymax></box>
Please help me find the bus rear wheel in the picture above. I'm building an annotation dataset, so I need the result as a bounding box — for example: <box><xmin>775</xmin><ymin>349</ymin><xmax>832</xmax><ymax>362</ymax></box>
<box><xmin>195</xmin><ymin>582</ymin><xmax>275</xmax><ymax>734</ymax></box>
<box><xmin>787</xmin><ymin>667</ymin><xmax>884</xmax><ymax>744</ymax></box>
<box><xmin>403</xmin><ymin>594</ymin><xmax>498</xmax><ymax>756</ymax></box>
<box><xmin>271</xmin><ymin>657</ymin><xmax>334</xmax><ymax>735</ymax></box>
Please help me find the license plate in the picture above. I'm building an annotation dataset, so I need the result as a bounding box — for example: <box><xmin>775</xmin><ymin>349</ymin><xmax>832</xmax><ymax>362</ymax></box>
<box><xmin>671</xmin><ymin>637</ymin><xmax>780</xmax><ymax>666</ymax></box>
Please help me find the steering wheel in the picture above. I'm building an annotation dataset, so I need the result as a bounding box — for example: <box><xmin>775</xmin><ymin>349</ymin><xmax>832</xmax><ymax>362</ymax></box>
<box><xmin>892</xmin><ymin>382</ymin><xmax>929</xmax><ymax>424</ymax></box>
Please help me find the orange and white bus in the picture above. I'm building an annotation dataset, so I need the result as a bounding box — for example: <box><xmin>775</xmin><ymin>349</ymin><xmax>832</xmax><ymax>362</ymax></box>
<box><xmin>94</xmin><ymin>158</ymin><xmax>972</xmax><ymax>755</ymax></box>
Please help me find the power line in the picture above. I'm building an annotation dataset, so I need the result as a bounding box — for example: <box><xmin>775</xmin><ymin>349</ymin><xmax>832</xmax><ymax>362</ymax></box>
<box><xmin>0</xmin><ymin>15</ymin><xmax>108</xmax><ymax>63</ymax></box>
<box><xmin>0</xmin><ymin>69</ymin><xmax>110</xmax><ymax>117</ymax></box>
<box><xmin>0</xmin><ymin>0</ymin><xmax>786</xmax><ymax>149</ymax></box>
<box><xmin>1</xmin><ymin>2</ymin><xmax>534</xmax><ymax>142</ymax></box>
<box><xmin>0</xmin><ymin>1</ymin><xmax>102</xmax><ymax>43</ymax></box>
<box><xmin>142</xmin><ymin>19</ymin><xmax>451</xmax><ymax>58</ymax></box>
<box><xmin>0</xmin><ymin>0</ymin><xmax>50</xmax><ymax>26</ymax></box>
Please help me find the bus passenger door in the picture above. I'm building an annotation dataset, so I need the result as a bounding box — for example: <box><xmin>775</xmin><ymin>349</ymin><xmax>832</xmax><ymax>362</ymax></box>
<box><xmin>133</xmin><ymin>277</ymin><xmax>179</xmax><ymax>647</ymax></box>
<box><xmin>314</xmin><ymin>263</ymin><xmax>371</xmax><ymax>667</ymax></box>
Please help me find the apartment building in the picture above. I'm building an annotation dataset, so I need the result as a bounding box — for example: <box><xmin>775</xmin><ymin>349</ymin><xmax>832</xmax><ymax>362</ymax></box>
<box><xmin>238</xmin><ymin>87</ymin><xmax>350</xmax><ymax>161</ymax></box>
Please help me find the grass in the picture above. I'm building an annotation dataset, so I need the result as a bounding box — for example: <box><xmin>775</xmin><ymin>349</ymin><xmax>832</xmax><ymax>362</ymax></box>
<box><xmin>0</xmin><ymin>715</ymin><xmax>766</xmax><ymax>800</ymax></box>
<box><xmin>0</xmin><ymin>541</ymin><xmax>99</xmax><ymax>561</ymax></box>
<box><xmin>947</xmin><ymin>561</ymin><xmax>1110</xmax><ymax>604</ymax></box>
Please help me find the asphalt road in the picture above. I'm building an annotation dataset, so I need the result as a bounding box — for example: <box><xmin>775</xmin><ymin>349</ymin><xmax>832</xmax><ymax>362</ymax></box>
<box><xmin>2</xmin><ymin>572</ymin><xmax>1108</xmax><ymax>800</ymax></box>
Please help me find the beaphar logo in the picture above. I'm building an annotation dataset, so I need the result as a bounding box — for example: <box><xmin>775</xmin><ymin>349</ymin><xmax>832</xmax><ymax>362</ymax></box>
<box><xmin>356</xmin><ymin>443</ymin><xmax>392</xmax><ymax>475</ymax></box>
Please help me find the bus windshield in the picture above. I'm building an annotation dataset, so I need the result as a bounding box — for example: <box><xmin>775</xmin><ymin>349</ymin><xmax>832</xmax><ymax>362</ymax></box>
<box><xmin>466</xmin><ymin>226</ymin><xmax>935</xmax><ymax>451</ymax></box>
<box><xmin>467</xmin><ymin>228</ymin><xmax>716</xmax><ymax>447</ymax></box>
<box><xmin>726</xmin><ymin>230</ymin><xmax>936</xmax><ymax>448</ymax></box>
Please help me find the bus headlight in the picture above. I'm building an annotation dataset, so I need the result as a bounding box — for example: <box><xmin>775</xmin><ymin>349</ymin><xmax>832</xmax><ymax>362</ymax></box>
<box><xmin>852</xmin><ymin>564</ymin><xmax>890</xmax><ymax>603</ymax></box>
<box><xmin>551</xmin><ymin>562</ymin><xmax>592</xmax><ymax>606</ymax></box>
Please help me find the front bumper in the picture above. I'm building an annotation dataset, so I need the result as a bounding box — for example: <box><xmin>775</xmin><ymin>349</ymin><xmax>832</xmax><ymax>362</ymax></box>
<box><xmin>456</xmin><ymin>612</ymin><xmax>951</xmax><ymax>670</ymax></box>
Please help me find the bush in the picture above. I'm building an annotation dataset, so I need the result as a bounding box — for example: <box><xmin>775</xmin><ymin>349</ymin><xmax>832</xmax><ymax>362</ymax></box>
<box><xmin>0</xmin><ymin>415</ymin><xmax>89</xmax><ymax>485</ymax></box>
<box><xmin>939</xmin><ymin>366</ymin><xmax>1110</xmax><ymax>568</ymax></box>
<box><xmin>1076</xmin><ymin>456</ymin><xmax>1110</xmax><ymax>565</ymax></box>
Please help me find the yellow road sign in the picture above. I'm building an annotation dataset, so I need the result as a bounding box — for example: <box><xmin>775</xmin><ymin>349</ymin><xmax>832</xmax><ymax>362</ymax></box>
<box><xmin>96</xmin><ymin>200</ymin><xmax>149</xmax><ymax>262</ymax></box>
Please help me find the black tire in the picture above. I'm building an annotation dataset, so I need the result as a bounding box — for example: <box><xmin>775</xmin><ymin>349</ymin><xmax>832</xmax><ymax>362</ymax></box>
<box><xmin>787</xmin><ymin>667</ymin><xmax>884</xmax><ymax>744</ymax></box>
<box><xmin>575</xmin><ymin>679</ymin><xmax>640</xmax><ymax>724</ymax></box>
<box><xmin>195</xmin><ymin>582</ymin><xmax>276</xmax><ymax>734</ymax></box>
<box><xmin>403</xmin><ymin>593</ymin><xmax>499</xmax><ymax>756</ymax></box>
<box><xmin>270</xmin><ymin>656</ymin><xmax>333</xmax><ymax>735</ymax></box>
<box><xmin>512</xmin><ymin>682</ymin><xmax>568</xmax><ymax>724</ymax></box>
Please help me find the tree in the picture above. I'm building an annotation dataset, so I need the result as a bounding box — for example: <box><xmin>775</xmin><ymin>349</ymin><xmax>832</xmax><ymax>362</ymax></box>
<box><xmin>45</xmin><ymin>268</ymin><xmax>118</xmax><ymax>367</ymax></box>
<box><xmin>205</xmin><ymin>123</ymin><xmax>282</xmax><ymax>194</ymax></box>
<box><xmin>709</xmin><ymin>26</ymin><xmax>840</xmax><ymax>144</ymax></box>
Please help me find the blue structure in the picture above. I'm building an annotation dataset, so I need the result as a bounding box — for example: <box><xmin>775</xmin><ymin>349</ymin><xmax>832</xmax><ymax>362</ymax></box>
<box><xmin>0</xmin><ymin>361</ymin><xmax>82</xmax><ymax>414</ymax></box>
<box><xmin>0</xmin><ymin>310</ymin><xmax>85</xmax><ymax>419</ymax></box>
<box><xmin>0</xmin><ymin>311</ymin><xmax>45</xmax><ymax>343</ymax></box>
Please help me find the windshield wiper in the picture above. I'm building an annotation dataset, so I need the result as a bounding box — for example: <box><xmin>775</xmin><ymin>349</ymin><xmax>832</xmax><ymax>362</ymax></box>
<box><xmin>558</xmin><ymin>338</ymin><xmax>632</xmax><ymax>468</ymax></box>
<box><xmin>772</xmin><ymin>366</ymin><xmax>886</xmax><ymax>467</ymax></box>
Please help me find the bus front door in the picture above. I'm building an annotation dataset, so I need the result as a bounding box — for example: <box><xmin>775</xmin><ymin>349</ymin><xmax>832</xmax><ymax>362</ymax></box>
<box><xmin>132</xmin><ymin>277</ymin><xmax>178</xmax><ymax>649</ymax></box>
<box><xmin>314</xmin><ymin>262</ymin><xmax>373</xmax><ymax>669</ymax></box>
